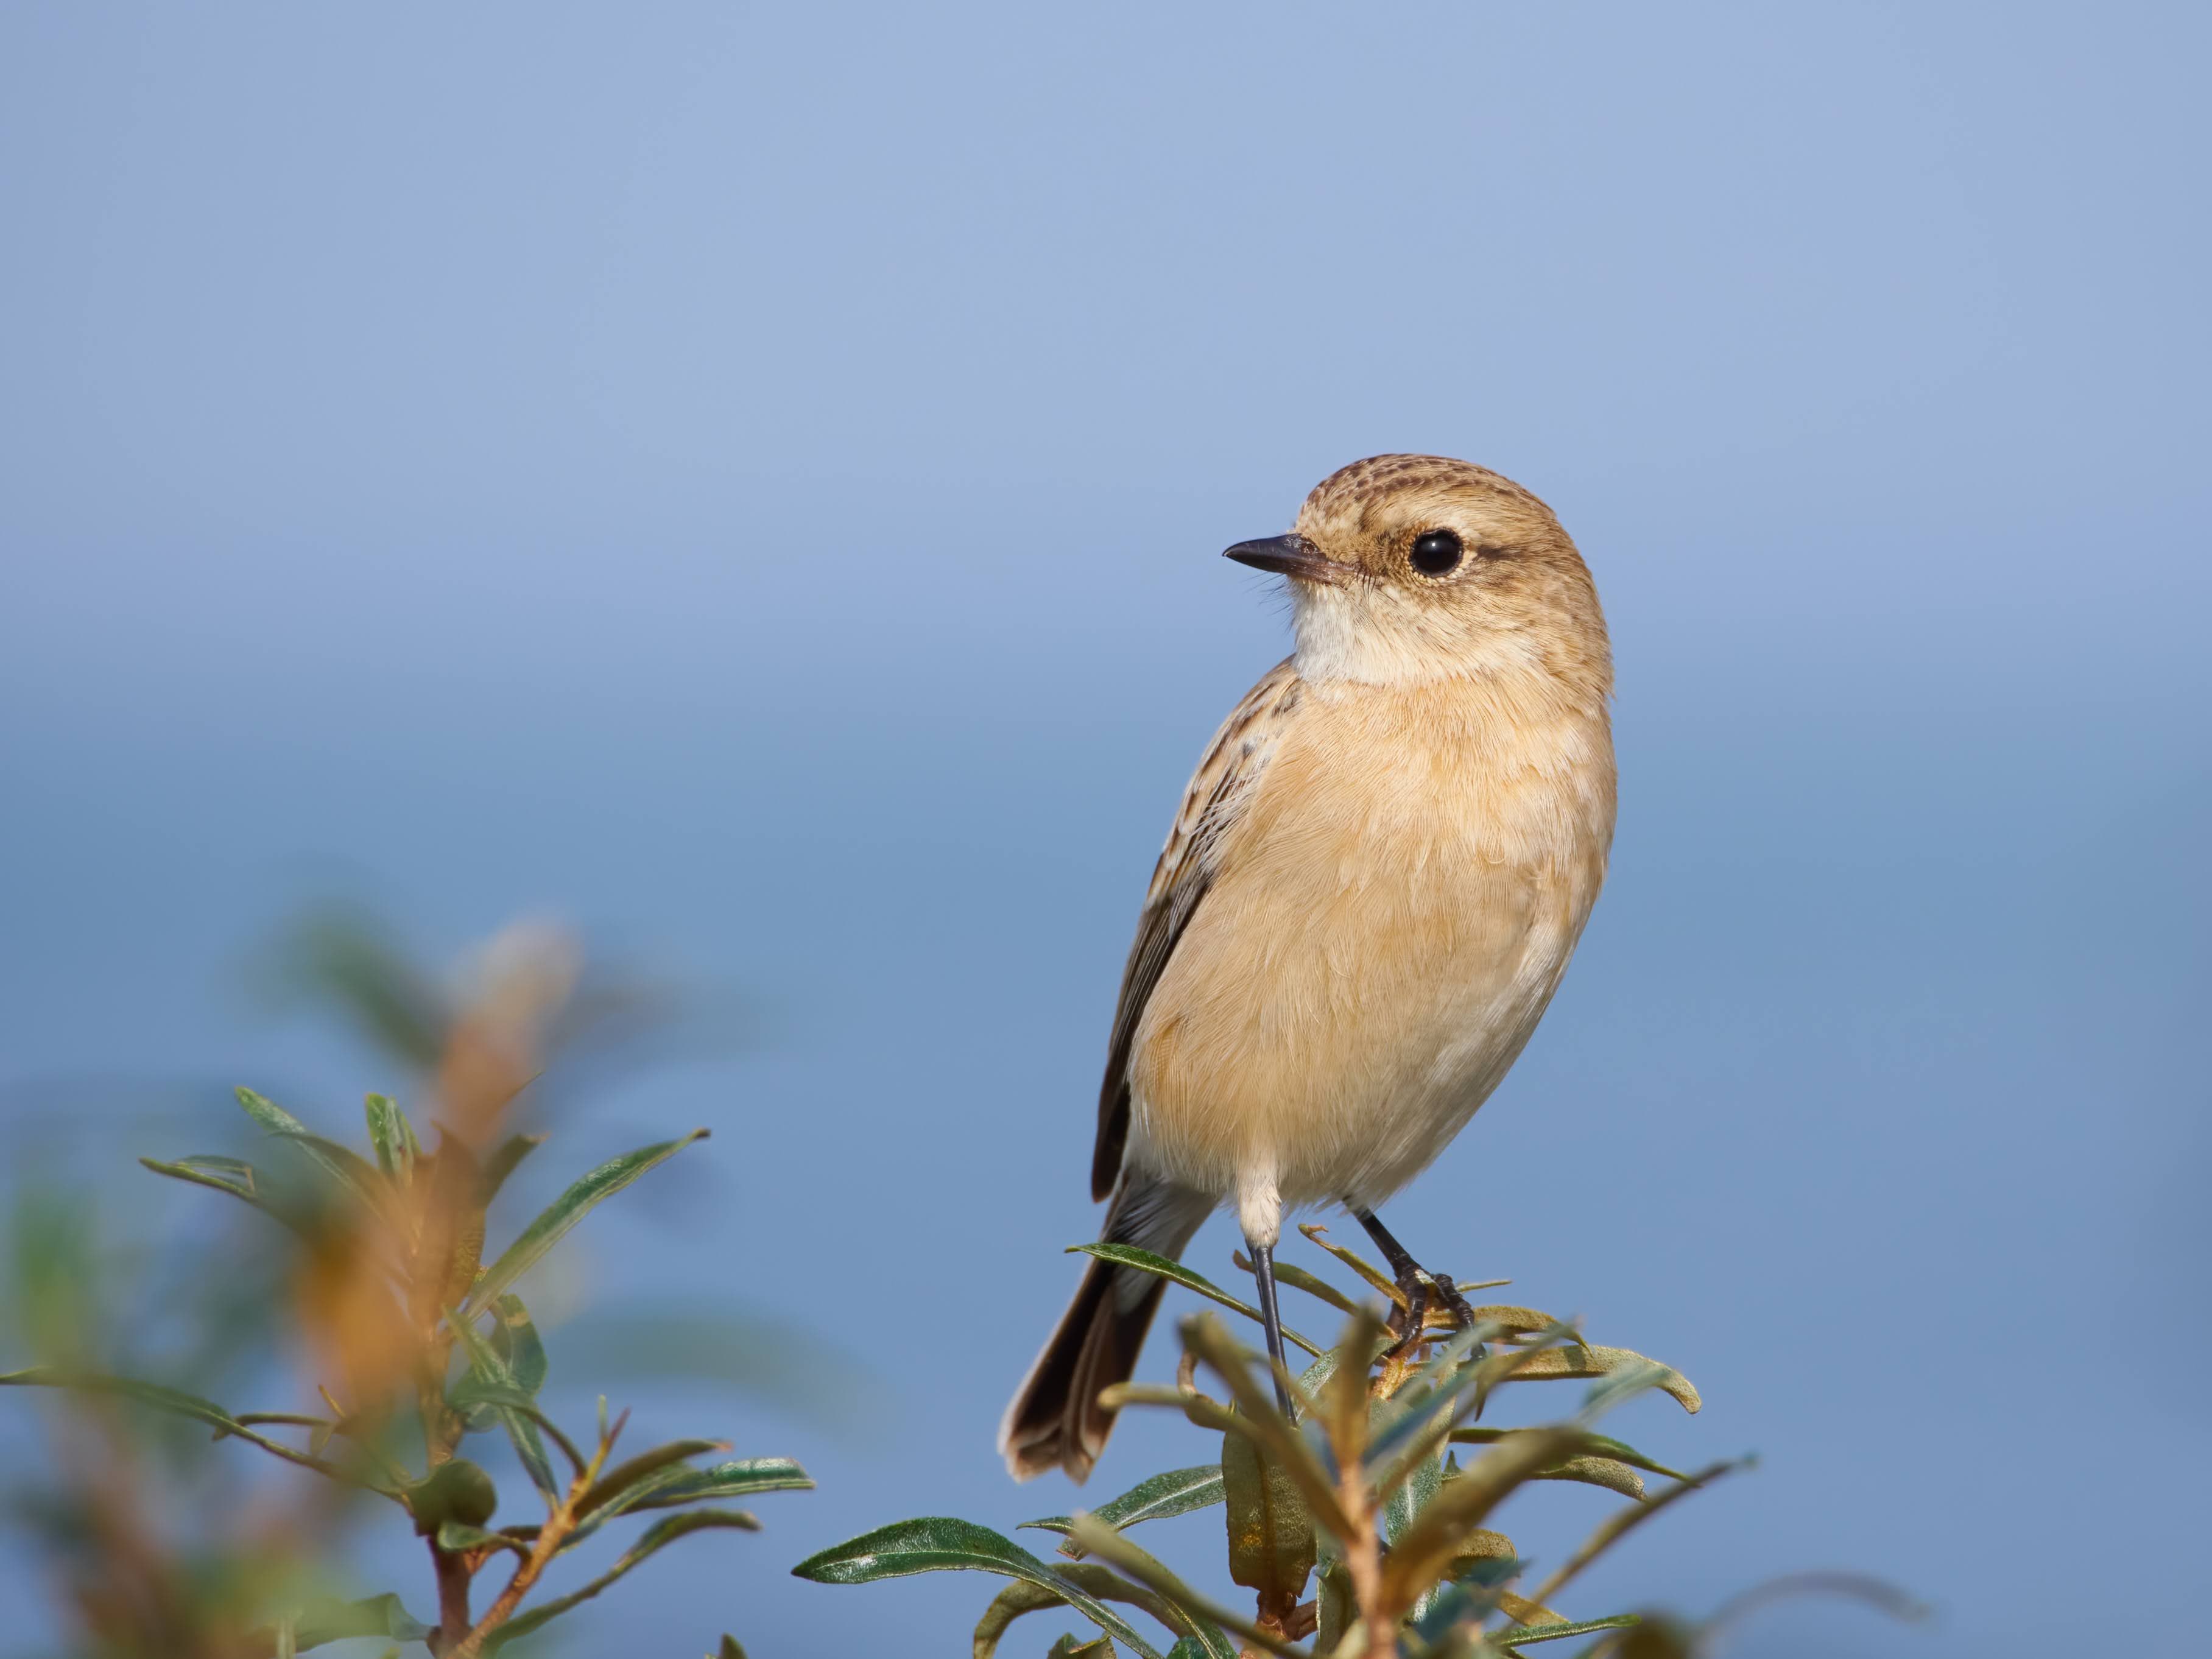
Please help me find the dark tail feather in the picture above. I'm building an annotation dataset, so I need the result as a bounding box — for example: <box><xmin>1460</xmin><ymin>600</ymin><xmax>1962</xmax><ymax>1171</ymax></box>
<box><xmin>998</xmin><ymin>1178</ymin><xmax>1208</xmax><ymax>1482</ymax></box>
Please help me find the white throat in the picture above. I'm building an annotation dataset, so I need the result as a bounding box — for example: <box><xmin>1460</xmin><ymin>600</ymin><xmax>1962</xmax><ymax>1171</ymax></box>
<box><xmin>1289</xmin><ymin>583</ymin><xmax>1546</xmax><ymax>689</ymax></box>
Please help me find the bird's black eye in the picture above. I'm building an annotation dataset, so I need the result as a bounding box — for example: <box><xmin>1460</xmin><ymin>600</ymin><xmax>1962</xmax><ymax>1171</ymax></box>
<box><xmin>1409</xmin><ymin>529</ymin><xmax>1464</xmax><ymax>576</ymax></box>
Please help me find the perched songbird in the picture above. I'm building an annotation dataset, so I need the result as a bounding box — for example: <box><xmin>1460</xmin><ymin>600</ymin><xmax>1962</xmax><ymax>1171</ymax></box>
<box><xmin>999</xmin><ymin>455</ymin><xmax>1617</xmax><ymax>1482</ymax></box>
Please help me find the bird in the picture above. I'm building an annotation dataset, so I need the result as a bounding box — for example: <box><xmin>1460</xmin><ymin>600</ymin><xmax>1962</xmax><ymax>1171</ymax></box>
<box><xmin>998</xmin><ymin>454</ymin><xmax>1616</xmax><ymax>1483</ymax></box>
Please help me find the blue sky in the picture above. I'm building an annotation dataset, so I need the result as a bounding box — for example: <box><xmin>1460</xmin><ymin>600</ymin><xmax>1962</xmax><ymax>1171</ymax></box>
<box><xmin>2</xmin><ymin>4</ymin><xmax>2207</xmax><ymax>1655</ymax></box>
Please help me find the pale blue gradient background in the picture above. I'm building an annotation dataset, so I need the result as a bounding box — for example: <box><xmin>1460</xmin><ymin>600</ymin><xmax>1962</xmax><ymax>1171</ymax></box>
<box><xmin>3</xmin><ymin>4</ymin><xmax>2208</xmax><ymax>1656</ymax></box>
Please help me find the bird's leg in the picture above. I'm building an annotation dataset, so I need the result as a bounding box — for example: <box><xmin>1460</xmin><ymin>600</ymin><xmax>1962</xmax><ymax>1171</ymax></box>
<box><xmin>1244</xmin><ymin>1236</ymin><xmax>1297</xmax><ymax>1418</ymax></box>
<box><xmin>1351</xmin><ymin>1205</ymin><xmax>1479</xmax><ymax>1336</ymax></box>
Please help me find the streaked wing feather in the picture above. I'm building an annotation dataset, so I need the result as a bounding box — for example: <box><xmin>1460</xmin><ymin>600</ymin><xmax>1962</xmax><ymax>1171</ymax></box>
<box><xmin>1091</xmin><ymin>658</ymin><xmax>1305</xmax><ymax>1198</ymax></box>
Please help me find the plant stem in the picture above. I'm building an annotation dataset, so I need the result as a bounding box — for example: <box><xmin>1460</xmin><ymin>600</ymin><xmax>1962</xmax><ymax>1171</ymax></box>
<box><xmin>446</xmin><ymin>1415</ymin><xmax>619</xmax><ymax>1659</ymax></box>
<box><xmin>429</xmin><ymin>1543</ymin><xmax>473</xmax><ymax>1655</ymax></box>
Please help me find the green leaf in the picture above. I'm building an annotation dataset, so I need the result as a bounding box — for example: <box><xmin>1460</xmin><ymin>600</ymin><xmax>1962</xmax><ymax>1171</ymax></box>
<box><xmin>1047</xmin><ymin>1637</ymin><xmax>1115</xmax><ymax>1658</ymax></box>
<box><xmin>1524</xmin><ymin>1460</ymin><xmax>1745</xmax><ymax>1610</ymax></box>
<box><xmin>275</xmin><ymin>1131</ymin><xmax>390</xmax><ymax>1209</ymax></box>
<box><xmin>1496</xmin><ymin>1613</ymin><xmax>1641</xmax><ymax>1649</ymax></box>
<box><xmin>1295</xmin><ymin>1222</ymin><xmax>1403</xmax><ymax>1308</ymax></box>
<box><xmin>1069</xmin><ymin>1244</ymin><xmax>1323</xmax><ymax>1358</ymax></box>
<box><xmin>1253</xmin><ymin>1254</ymin><xmax>1362</xmax><ymax>1317</ymax></box>
<box><xmin>446</xmin><ymin>1310</ymin><xmax>559</xmax><ymax>1499</ymax></box>
<box><xmin>487</xmin><ymin>1510</ymin><xmax>761</xmax><ymax>1649</ymax></box>
<box><xmin>1176</xmin><ymin>1316</ymin><xmax>1353</xmax><ymax>1540</ymax></box>
<box><xmin>487</xmin><ymin>1294</ymin><xmax>548</xmax><ymax>1397</ymax></box>
<box><xmin>625</xmin><ymin>1456</ymin><xmax>815</xmax><ymax>1511</ymax></box>
<box><xmin>1067</xmin><ymin>1514</ymin><xmax>1301</xmax><ymax>1659</ymax></box>
<box><xmin>286</xmin><ymin>1593</ymin><xmax>432</xmax><ymax>1651</ymax></box>
<box><xmin>233</xmin><ymin>1088</ymin><xmax>376</xmax><ymax>1200</ymax></box>
<box><xmin>364</xmin><ymin>1094</ymin><xmax>416</xmax><ymax>1185</ymax></box>
<box><xmin>1316</xmin><ymin>1559</ymin><xmax>1356</xmax><ymax>1654</ymax></box>
<box><xmin>1384</xmin><ymin>1444</ymin><xmax>1445</xmax><ymax>1546</ymax></box>
<box><xmin>716</xmin><ymin>1640</ymin><xmax>747</xmax><ymax>1659</ymax></box>
<box><xmin>137</xmin><ymin>1155</ymin><xmax>314</xmax><ymax>1238</ymax></box>
<box><xmin>555</xmin><ymin>1453</ymin><xmax>809</xmax><ymax>1552</ymax></box>
<box><xmin>794</xmin><ymin>1517</ymin><xmax>1163</xmax><ymax>1659</ymax></box>
<box><xmin>0</xmin><ymin>1367</ymin><xmax>351</xmax><ymax>1481</ymax></box>
<box><xmin>479</xmin><ymin>1132</ymin><xmax>546</xmax><ymax>1206</ymax></box>
<box><xmin>1407</xmin><ymin>1555</ymin><xmax>1525</xmax><ymax>1647</ymax></box>
<box><xmin>1379</xmin><ymin>1427</ymin><xmax>1588</xmax><ymax>1610</ymax></box>
<box><xmin>139</xmin><ymin>1154</ymin><xmax>258</xmax><ymax>1202</ymax></box>
<box><xmin>1022</xmin><ymin>1464</ymin><xmax>1225</xmax><ymax>1557</ymax></box>
<box><xmin>1222</xmin><ymin>1424</ymin><xmax>1316</xmax><ymax>1611</ymax></box>
<box><xmin>462</xmin><ymin>1130</ymin><xmax>710</xmax><ymax>1316</ymax></box>
<box><xmin>1526</xmin><ymin>1455</ymin><xmax>1646</xmax><ymax>1501</ymax></box>
<box><xmin>1450</xmin><ymin>1426</ymin><xmax>1686</xmax><ymax>1482</ymax></box>
<box><xmin>1493</xmin><ymin>1343</ymin><xmax>1702</xmax><ymax>1414</ymax></box>
<box><xmin>970</xmin><ymin>1564</ymin><xmax>1233</xmax><ymax>1659</ymax></box>
<box><xmin>579</xmin><ymin>1438</ymin><xmax>730</xmax><ymax>1517</ymax></box>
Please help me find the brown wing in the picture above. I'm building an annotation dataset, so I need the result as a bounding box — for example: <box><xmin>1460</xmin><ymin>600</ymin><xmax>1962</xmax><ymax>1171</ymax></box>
<box><xmin>1090</xmin><ymin>658</ymin><xmax>1305</xmax><ymax>1199</ymax></box>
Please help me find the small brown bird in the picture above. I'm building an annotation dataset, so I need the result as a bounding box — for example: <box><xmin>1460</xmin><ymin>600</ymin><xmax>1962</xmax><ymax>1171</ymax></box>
<box><xmin>999</xmin><ymin>455</ymin><xmax>1616</xmax><ymax>1482</ymax></box>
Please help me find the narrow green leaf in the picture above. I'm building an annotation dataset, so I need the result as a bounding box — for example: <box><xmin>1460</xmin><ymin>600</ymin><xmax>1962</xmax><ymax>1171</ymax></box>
<box><xmin>1493</xmin><ymin>1343</ymin><xmax>1702</xmax><ymax>1414</ymax></box>
<box><xmin>1316</xmin><ymin>1559</ymin><xmax>1356</xmax><ymax>1655</ymax></box>
<box><xmin>555</xmin><ymin>1453</ymin><xmax>795</xmax><ymax>1552</ymax></box>
<box><xmin>1295</xmin><ymin>1222</ymin><xmax>1403</xmax><ymax>1308</ymax></box>
<box><xmin>234</xmin><ymin>1088</ymin><xmax>375</xmax><ymax>1200</ymax></box>
<box><xmin>626</xmin><ymin>1456</ymin><xmax>815</xmax><ymax>1511</ymax></box>
<box><xmin>1046</xmin><ymin>1636</ymin><xmax>1115</xmax><ymax>1658</ymax></box>
<box><xmin>1496</xmin><ymin>1613</ymin><xmax>1641</xmax><ymax>1649</ymax></box>
<box><xmin>138</xmin><ymin>1155</ymin><xmax>315</xmax><ymax>1238</ymax></box>
<box><xmin>1525</xmin><ymin>1460</ymin><xmax>1745</xmax><ymax>1610</ymax></box>
<box><xmin>286</xmin><ymin>1593</ymin><xmax>432</xmax><ymax>1652</ymax></box>
<box><xmin>364</xmin><ymin>1094</ymin><xmax>415</xmax><ymax>1185</ymax></box>
<box><xmin>439</xmin><ymin>1381</ymin><xmax>581</xmax><ymax>1480</ymax></box>
<box><xmin>479</xmin><ymin>1132</ymin><xmax>546</xmax><ymax>1206</ymax></box>
<box><xmin>579</xmin><ymin>1438</ymin><xmax>729</xmax><ymax>1517</ymax></box>
<box><xmin>1222</xmin><ymin>1425</ymin><xmax>1316</xmax><ymax>1610</ymax></box>
<box><xmin>1384</xmin><ymin>1445</ymin><xmax>1445</xmax><ymax>1546</ymax></box>
<box><xmin>141</xmin><ymin>1154</ymin><xmax>258</xmax><ymax>1200</ymax></box>
<box><xmin>463</xmin><ymin>1130</ymin><xmax>710</xmax><ymax>1316</ymax></box>
<box><xmin>1462</xmin><ymin>1305</ymin><xmax>1565</xmax><ymax>1335</ymax></box>
<box><xmin>1235</xmin><ymin>1250</ymin><xmax>1362</xmax><ymax>1317</ymax></box>
<box><xmin>1526</xmin><ymin>1456</ymin><xmax>1646</xmax><ymax>1500</ymax></box>
<box><xmin>1177</xmin><ymin>1317</ymin><xmax>1353</xmax><ymax>1539</ymax></box>
<box><xmin>1380</xmin><ymin>1427</ymin><xmax>1588</xmax><ymax>1608</ymax></box>
<box><xmin>275</xmin><ymin>1131</ymin><xmax>390</xmax><ymax>1210</ymax></box>
<box><xmin>0</xmin><ymin>1367</ymin><xmax>353</xmax><ymax>1481</ymax></box>
<box><xmin>794</xmin><ymin>1518</ymin><xmax>1161</xmax><ymax>1659</ymax></box>
<box><xmin>1450</xmin><ymin>1426</ymin><xmax>1686</xmax><ymax>1482</ymax></box>
<box><xmin>1067</xmin><ymin>1515</ymin><xmax>1300</xmax><ymax>1659</ymax></box>
<box><xmin>446</xmin><ymin>1311</ymin><xmax>559</xmax><ymax>1499</ymax></box>
<box><xmin>487</xmin><ymin>1510</ymin><xmax>761</xmax><ymax>1649</ymax></box>
<box><xmin>969</xmin><ymin>1564</ymin><xmax>1233</xmax><ymax>1659</ymax></box>
<box><xmin>488</xmin><ymin>1294</ymin><xmax>548</xmax><ymax>1397</ymax></box>
<box><xmin>1022</xmin><ymin>1464</ymin><xmax>1225</xmax><ymax>1557</ymax></box>
<box><xmin>1070</xmin><ymin>1244</ymin><xmax>1323</xmax><ymax>1358</ymax></box>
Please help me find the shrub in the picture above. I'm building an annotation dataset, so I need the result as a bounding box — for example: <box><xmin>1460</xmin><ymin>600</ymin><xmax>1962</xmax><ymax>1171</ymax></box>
<box><xmin>798</xmin><ymin>1227</ymin><xmax>1730</xmax><ymax>1658</ymax></box>
<box><xmin>0</xmin><ymin>921</ymin><xmax>806</xmax><ymax>1658</ymax></box>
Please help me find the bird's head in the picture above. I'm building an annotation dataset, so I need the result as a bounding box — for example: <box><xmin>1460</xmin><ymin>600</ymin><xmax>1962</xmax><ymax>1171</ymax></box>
<box><xmin>1225</xmin><ymin>454</ymin><xmax>1610</xmax><ymax>695</ymax></box>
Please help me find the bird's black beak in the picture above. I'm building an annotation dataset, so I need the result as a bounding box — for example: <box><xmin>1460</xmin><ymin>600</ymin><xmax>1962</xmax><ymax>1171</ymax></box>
<box><xmin>1222</xmin><ymin>534</ymin><xmax>1346</xmax><ymax>585</ymax></box>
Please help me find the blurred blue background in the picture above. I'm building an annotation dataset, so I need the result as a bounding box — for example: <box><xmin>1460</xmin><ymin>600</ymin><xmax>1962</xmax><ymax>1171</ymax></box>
<box><xmin>2</xmin><ymin>3</ymin><xmax>2207</xmax><ymax>1655</ymax></box>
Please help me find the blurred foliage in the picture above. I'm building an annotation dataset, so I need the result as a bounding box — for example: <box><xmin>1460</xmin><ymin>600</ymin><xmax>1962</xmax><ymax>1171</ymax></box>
<box><xmin>0</xmin><ymin>918</ymin><xmax>809</xmax><ymax>1657</ymax></box>
<box><xmin>2</xmin><ymin>907</ymin><xmax>1917</xmax><ymax>1655</ymax></box>
<box><xmin>798</xmin><ymin>1228</ymin><xmax>1920</xmax><ymax>1657</ymax></box>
